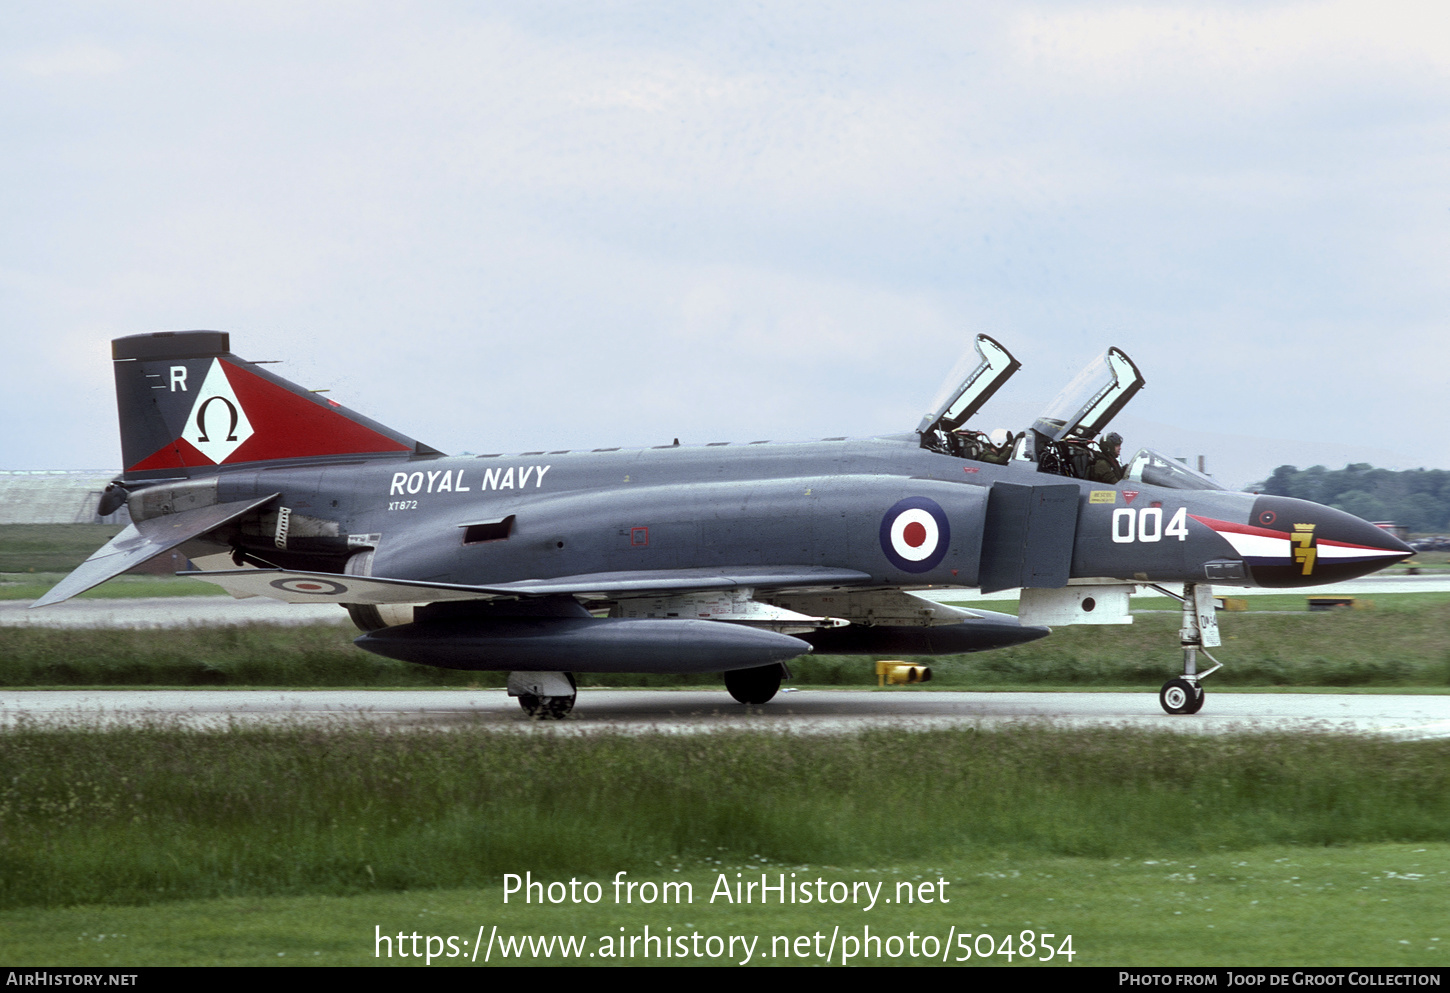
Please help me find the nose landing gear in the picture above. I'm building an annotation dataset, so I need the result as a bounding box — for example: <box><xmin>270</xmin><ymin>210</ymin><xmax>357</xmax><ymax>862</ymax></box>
<box><xmin>1154</xmin><ymin>583</ymin><xmax>1224</xmax><ymax>715</ymax></box>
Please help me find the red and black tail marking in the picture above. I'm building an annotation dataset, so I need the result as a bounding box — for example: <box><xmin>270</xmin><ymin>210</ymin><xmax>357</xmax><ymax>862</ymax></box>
<box><xmin>113</xmin><ymin>331</ymin><xmax>437</xmax><ymax>478</ymax></box>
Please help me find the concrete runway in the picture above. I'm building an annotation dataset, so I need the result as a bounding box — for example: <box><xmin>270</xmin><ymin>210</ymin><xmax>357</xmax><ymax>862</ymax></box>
<box><xmin>4</xmin><ymin>687</ymin><xmax>1448</xmax><ymax>738</ymax></box>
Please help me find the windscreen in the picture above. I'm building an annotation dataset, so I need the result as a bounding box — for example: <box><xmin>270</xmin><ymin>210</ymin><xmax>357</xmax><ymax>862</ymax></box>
<box><xmin>1123</xmin><ymin>448</ymin><xmax>1223</xmax><ymax>491</ymax></box>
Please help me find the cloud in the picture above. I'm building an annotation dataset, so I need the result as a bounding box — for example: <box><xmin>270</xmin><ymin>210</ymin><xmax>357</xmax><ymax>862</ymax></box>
<box><xmin>2</xmin><ymin>3</ymin><xmax>1447</xmax><ymax>475</ymax></box>
<box><xmin>13</xmin><ymin>41</ymin><xmax>127</xmax><ymax>78</ymax></box>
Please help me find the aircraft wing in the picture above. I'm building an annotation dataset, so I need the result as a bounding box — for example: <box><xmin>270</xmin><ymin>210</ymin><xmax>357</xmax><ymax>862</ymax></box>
<box><xmin>487</xmin><ymin>566</ymin><xmax>873</xmax><ymax>597</ymax></box>
<box><xmin>183</xmin><ymin>565</ymin><xmax>875</xmax><ymax>604</ymax></box>
<box><xmin>31</xmin><ymin>494</ymin><xmax>281</xmax><ymax>607</ymax></box>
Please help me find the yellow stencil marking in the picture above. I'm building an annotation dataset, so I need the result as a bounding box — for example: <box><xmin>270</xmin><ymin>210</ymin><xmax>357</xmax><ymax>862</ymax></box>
<box><xmin>1291</xmin><ymin>523</ymin><xmax>1316</xmax><ymax>575</ymax></box>
<box><xmin>1089</xmin><ymin>490</ymin><xmax>1117</xmax><ymax>504</ymax></box>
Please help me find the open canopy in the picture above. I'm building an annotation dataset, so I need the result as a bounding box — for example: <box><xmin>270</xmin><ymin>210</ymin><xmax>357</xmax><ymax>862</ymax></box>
<box><xmin>916</xmin><ymin>334</ymin><xmax>1021</xmax><ymax>437</ymax></box>
<box><xmin>1031</xmin><ymin>347</ymin><xmax>1144</xmax><ymax>443</ymax></box>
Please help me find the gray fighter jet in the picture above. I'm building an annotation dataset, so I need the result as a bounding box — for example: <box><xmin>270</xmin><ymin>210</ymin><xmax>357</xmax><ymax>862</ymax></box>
<box><xmin>37</xmin><ymin>331</ymin><xmax>1413</xmax><ymax>716</ymax></box>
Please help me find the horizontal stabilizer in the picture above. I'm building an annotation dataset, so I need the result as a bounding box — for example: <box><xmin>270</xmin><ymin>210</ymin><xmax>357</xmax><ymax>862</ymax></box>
<box><xmin>31</xmin><ymin>494</ymin><xmax>280</xmax><ymax>607</ymax></box>
<box><xmin>184</xmin><ymin>564</ymin><xmax>875</xmax><ymax>605</ymax></box>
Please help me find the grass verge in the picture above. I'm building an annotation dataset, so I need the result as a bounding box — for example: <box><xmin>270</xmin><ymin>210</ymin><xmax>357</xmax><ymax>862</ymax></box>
<box><xmin>2</xmin><ymin>723</ymin><xmax>1447</xmax><ymax>913</ymax></box>
<box><xmin>0</xmin><ymin>574</ymin><xmax>227</xmax><ymax>600</ymax></box>
<box><xmin>0</xmin><ymin>525</ymin><xmax>124</xmax><ymax>573</ymax></box>
<box><xmin>3</xmin><ymin>845</ymin><xmax>1445</xmax><ymax>966</ymax></box>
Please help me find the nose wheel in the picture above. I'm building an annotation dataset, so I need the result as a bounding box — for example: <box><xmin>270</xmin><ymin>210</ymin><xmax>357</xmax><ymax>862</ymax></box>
<box><xmin>1159</xmin><ymin>678</ymin><xmax>1205</xmax><ymax>715</ymax></box>
<box><xmin>1154</xmin><ymin>583</ymin><xmax>1225</xmax><ymax>716</ymax></box>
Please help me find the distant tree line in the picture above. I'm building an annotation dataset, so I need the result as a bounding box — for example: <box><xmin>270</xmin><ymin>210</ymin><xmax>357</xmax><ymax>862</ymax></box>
<box><xmin>1255</xmin><ymin>464</ymin><xmax>1450</xmax><ymax>534</ymax></box>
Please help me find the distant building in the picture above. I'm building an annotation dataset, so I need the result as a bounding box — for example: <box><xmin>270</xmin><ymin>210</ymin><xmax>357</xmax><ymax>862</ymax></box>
<box><xmin>0</xmin><ymin>471</ymin><xmax>131</xmax><ymax>525</ymax></box>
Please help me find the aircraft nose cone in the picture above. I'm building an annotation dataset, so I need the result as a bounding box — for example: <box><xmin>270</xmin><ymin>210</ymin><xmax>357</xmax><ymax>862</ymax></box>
<box><xmin>1242</xmin><ymin>496</ymin><xmax>1414</xmax><ymax>588</ymax></box>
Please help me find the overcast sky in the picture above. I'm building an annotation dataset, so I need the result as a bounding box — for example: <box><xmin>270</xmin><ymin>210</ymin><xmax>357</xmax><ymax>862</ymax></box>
<box><xmin>4</xmin><ymin>2</ymin><xmax>1447</xmax><ymax>488</ymax></box>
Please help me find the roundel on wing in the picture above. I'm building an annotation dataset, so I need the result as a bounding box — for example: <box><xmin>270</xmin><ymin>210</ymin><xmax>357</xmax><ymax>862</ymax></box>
<box><xmin>879</xmin><ymin>497</ymin><xmax>951</xmax><ymax>574</ymax></box>
<box><xmin>269</xmin><ymin>577</ymin><xmax>349</xmax><ymax>596</ymax></box>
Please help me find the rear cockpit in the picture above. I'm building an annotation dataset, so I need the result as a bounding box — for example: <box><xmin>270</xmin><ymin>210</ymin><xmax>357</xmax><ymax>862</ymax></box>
<box><xmin>917</xmin><ymin>334</ymin><xmax>1022</xmax><ymax>464</ymax></box>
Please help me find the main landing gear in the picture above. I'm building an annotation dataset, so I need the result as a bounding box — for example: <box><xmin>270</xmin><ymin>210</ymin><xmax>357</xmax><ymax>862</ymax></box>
<box><xmin>1154</xmin><ymin>582</ymin><xmax>1225</xmax><ymax>716</ymax></box>
<box><xmin>508</xmin><ymin>671</ymin><xmax>577</xmax><ymax>719</ymax></box>
<box><xmin>724</xmin><ymin>664</ymin><xmax>787</xmax><ymax>705</ymax></box>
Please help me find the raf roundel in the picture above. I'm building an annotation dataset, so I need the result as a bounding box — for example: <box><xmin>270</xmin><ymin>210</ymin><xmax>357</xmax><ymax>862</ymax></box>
<box><xmin>269</xmin><ymin>577</ymin><xmax>349</xmax><ymax>596</ymax></box>
<box><xmin>879</xmin><ymin>497</ymin><xmax>951</xmax><ymax>573</ymax></box>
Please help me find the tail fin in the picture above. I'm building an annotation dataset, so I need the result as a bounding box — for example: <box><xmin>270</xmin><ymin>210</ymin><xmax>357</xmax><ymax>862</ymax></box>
<box><xmin>113</xmin><ymin>331</ymin><xmax>438</xmax><ymax>479</ymax></box>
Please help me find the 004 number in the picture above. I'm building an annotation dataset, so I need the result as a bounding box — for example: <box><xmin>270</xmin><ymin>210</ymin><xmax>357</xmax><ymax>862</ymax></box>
<box><xmin>1111</xmin><ymin>506</ymin><xmax>1188</xmax><ymax>543</ymax></box>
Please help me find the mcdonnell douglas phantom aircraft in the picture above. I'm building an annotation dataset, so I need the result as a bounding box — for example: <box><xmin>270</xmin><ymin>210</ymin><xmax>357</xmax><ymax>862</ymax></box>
<box><xmin>38</xmin><ymin>331</ymin><xmax>1413</xmax><ymax>716</ymax></box>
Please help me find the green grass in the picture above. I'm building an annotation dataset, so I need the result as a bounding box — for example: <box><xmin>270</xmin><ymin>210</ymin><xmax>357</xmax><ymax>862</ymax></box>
<box><xmin>1387</xmin><ymin>549</ymin><xmax>1450</xmax><ymax>574</ymax></box>
<box><xmin>920</xmin><ymin>596</ymin><xmax>1450</xmax><ymax>688</ymax></box>
<box><xmin>2</xmin><ymin>723</ymin><xmax>1447</xmax><ymax>915</ymax></box>
<box><xmin>0</xmin><ymin>525</ymin><xmax>124</xmax><ymax>573</ymax></box>
<box><xmin>0</xmin><ymin>573</ymin><xmax>228</xmax><ymax>600</ymax></box>
<box><xmin>3</xmin><ymin>845</ymin><xmax>1446</xmax><ymax>966</ymax></box>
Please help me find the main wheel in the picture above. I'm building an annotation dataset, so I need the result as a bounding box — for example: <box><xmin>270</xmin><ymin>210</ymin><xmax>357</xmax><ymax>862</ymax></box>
<box><xmin>517</xmin><ymin>673</ymin><xmax>577</xmax><ymax>719</ymax></box>
<box><xmin>1159</xmin><ymin>678</ymin><xmax>1202</xmax><ymax>715</ymax></box>
<box><xmin>724</xmin><ymin>665</ymin><xmax>783</xmax><ymax>705</ymax></box>
<box><xmin>518</xmin><ymin>693</ymin><xmax>575</xmax><ymax>718</ymax></box>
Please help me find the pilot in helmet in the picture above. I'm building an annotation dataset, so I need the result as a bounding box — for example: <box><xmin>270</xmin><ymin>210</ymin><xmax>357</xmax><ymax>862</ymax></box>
<box><xmin>1090</xmin><ymin>432</ymin><xmax>1124</xmax><ymax>483</ymax></box>
<box><xmin>977</xmin><ymin>428</ymin><xmax>1013</xmax><ymax>465</ymax></box>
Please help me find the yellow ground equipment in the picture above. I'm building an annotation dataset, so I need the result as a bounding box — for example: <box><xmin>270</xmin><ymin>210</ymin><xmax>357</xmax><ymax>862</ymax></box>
<box><xmin>875</xmin><ymin>660</ymin><xmax>932</xmax><ymax>686</ymax></box>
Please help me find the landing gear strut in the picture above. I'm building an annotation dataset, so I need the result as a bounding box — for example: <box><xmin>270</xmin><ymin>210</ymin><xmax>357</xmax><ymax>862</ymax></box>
<box><xmin>1154</xmin><ymin>582</ymin><xmax>1224</xmax><ymax>716</ymax></box>
<box><xmin>724</xmin><ymin>664</ymin><xmax>787</xmax><ymax>705</ymax></box>
<box><xmin>508</xmin><ymin>671</ymin><xmax>577</xmax><ymax>719</ymax></box>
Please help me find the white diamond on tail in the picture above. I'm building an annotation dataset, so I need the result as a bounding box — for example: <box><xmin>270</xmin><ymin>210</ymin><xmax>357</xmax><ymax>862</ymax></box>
<box><xmin>187</xmin><ymin>359</ymin><xmax>254</xmax><ymax>464</ymax></box>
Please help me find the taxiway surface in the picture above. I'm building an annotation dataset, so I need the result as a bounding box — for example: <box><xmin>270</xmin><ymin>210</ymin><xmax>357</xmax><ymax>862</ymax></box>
<box><xmin>4</xmin><ymin>688</ymin><xmax>1447</xmax><ymax>738</ymax></box>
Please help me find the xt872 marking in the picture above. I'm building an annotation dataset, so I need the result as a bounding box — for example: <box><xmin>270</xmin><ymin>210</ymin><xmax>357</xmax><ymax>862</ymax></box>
<box><xmin>38</xmin><ymin>331</ymin><xmax>1412</xmax><ymax>716</ymax></box>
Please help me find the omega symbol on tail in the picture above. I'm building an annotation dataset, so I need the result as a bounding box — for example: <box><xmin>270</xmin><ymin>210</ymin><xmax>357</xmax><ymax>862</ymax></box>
<box><xmin>187</xmin><ymin>360</ymin><xmax>255</xmax><ymax>464</ymax></box>
<box><xmin>879</xmin><ymin>497</ymin><xmax>951</xmax><ymax>573</ymax></box>
<box><xmin>195</xmin><ymin>396</ymin><xmax>240</xmax><ymax>444</ymax></box>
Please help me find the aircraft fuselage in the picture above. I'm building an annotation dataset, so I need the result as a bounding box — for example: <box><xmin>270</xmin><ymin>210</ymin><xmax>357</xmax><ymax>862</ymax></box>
<box><xmin>193</xmin><ymin>434</ymin><xmax>1405</xmax><ymax>593</ymax></box>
